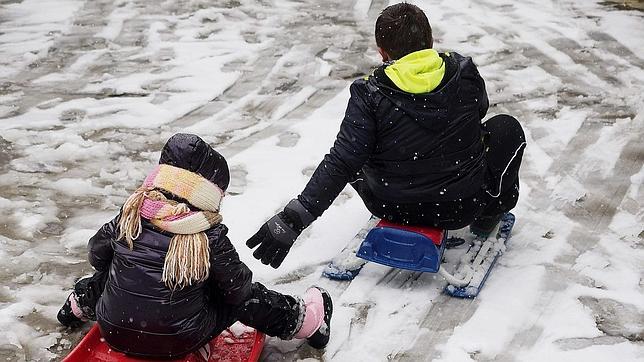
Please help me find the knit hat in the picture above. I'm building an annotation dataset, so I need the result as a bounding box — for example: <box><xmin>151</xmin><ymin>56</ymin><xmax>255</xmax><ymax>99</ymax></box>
<box><xmin>159</xmin><ymin>133</ymin><xmax>230</xmax><ymax>192</ymax></box>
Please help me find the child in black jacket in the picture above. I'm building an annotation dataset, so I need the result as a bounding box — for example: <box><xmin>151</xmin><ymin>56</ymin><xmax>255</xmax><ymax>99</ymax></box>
<box><xmin>247</xmin><ymin>3</ymin><xmax>527</xmax><ymax>268</ymax></box>
<box><xmin>57</xmin><ymin>133</ymin><xmax>332</xmax><ymax>359</ymax></box>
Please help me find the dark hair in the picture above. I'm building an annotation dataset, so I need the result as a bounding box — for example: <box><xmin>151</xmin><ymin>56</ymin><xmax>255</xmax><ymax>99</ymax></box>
<box><xmin>375</xmin><ymin>3</ymin><xmax>433</xmax><ymax>60</ymax></box>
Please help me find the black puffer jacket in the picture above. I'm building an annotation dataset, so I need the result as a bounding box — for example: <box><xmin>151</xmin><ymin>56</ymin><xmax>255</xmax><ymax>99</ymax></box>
<box><xmin>91</xmin><ymin>134</ymin><xmax>253</xmax><ymax>359</ymax></box>
<box><xmin>299</xmin><ymin>51</ymin><xmax>489</xmax><ymax>217</ymax></box>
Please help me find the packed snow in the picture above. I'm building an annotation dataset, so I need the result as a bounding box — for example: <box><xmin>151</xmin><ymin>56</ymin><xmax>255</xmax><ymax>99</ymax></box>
<box><xmin>0</xmin><ymin>0</ymin><xmax>642</xmax><ymax>361</ymax></box>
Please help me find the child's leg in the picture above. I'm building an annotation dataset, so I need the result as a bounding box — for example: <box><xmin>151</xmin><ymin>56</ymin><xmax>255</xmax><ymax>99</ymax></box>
<box><xmin>473</xmin><ymin>115</ymin><xmax>526</xmax><ymax>234</ymax></box>
<box><xmin>483</xmin><ymin>114</ymin><xmax>526</xmax><ymax>194</ymax></box>
<box><xmin>58</xmin><ymin>270</ymin><xmax>108</xmax><ymax>327</ymax></box>
<box><xmin>234</xmin><ymin>283</ymin><xmax>332</xmax><ymax>348</ymax></box>
<box><xmin>482</xmin><ymin>114</ymin><xmax>526</xmax><ymax>206</ymax></box>
<box><xmin>234</xmin><ymin>282</ymin><xmax>301</xmax><ymax>339</ymax></box>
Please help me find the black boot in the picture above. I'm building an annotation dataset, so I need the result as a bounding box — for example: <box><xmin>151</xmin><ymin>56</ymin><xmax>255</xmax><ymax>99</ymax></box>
<box><xmin>307</xmin><ymin>287</ymin><xmax>333</xmax><ymax>349</ymax></box>
<box><xmin>470</xmin><ymin>213</ymin><xmax>504</xmax><ymax>238</ymax></box>
<box><xmin>57</xmin><ymin>293</ymin><xmax>86</xmax><ymax>328</ymax></box>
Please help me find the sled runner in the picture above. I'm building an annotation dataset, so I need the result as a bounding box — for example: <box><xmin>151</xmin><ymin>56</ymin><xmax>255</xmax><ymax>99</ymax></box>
<box><xmin>63</xmin><ymin>323</ymin><xmax>265</xmax><ymax>362</ymax></box>
<box><xmin>323</xmin><ymin>213</ymin><xmax>515</xmax><ymax>298</ymax></box>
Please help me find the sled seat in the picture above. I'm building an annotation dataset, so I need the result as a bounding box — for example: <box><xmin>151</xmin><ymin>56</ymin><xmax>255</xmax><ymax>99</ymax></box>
<box><xmin>63</xmin><ymin>323</ymin><xmax>264</xmax><ymax>362</ymax></box>
<box><xmin>356</xmin><ymin>220</ymin><xmax>446</xmax><ymax>273</ymax></box>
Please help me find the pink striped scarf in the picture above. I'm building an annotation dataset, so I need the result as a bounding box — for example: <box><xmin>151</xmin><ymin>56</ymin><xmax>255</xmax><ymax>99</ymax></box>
<box><xmin>117</xmin><ymin>164</ymin><xmax>225</xmax><ymax>289</ymax></box>
<box><xmin>137</xmin><ymin>164</ymin><xmax>224</xmax><ymax>235</ymax></box>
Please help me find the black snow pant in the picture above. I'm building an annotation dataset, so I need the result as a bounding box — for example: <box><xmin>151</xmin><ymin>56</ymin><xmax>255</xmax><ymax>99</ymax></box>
<box><xmin>215</xmin><ymin>282</ymin><xmax>302</xmax><ymax>340</ymax></box>
<box><xmin>351</xmin><ymin>114</ymin><xmax>526</xmax><ymax>230</ymax></box>
<box><xmin>72</xmin><ymin>272</ymin><xmax>301</xmax><ymax>340</ymax></box>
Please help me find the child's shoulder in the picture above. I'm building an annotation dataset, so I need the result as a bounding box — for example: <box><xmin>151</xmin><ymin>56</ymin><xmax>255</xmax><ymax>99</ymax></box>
<box><xmin>348</xmin><ymin>74</ymin><xmax>378</xmax><ymax>98</ymax></box>
<box><xmin>204</xmin><ymin>223</ymin><xmax>228</xmax><ymax>241</ymax></box>
<box><xmin>442</xmin><ymin>51</ymin><xmax>479</xmax><ymax>68</ymax></box>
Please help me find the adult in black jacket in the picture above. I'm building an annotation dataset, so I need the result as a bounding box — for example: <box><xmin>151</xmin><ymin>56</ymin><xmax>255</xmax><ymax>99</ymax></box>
<box><xmin>247</xmin><ymin>3</ymin><xmax>526</xmax><ymax>269</ymax></box>
<box><xmin>58</xmin><ymin>134</ymin><xmax>333</xmax><ymax>358</ymax></box>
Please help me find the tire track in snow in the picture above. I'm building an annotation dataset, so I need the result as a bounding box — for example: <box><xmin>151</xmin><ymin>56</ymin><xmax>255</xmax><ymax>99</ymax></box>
<box><xmin>170</xmin><ymin>0</ymin><xmax>382</xmax><ymax>159</ymax></box>
<box><xmin>587</xmin><ymin>31</ymin><xmax>644</xmax><ymax>68</ymax></box>
<box><xmin>214</xmin><ymin>0</ymin><xmax>388</xmax><ymax>158</ymax></box>
<box><xmin>0</xmin><ymin>0</ymin><xmax>115</xmax><ymax>115</ymax></box>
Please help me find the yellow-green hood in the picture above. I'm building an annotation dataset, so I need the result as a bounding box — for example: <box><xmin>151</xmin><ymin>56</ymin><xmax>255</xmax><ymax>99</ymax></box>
<box><xmin>384</xmin><ymin>49</ymin><xmax>446</xmax><ymax>94</ymax></box>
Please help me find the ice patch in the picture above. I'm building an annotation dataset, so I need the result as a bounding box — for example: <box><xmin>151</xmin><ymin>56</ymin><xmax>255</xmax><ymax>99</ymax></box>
<box><xmin>547</xmin><ymin>174</ymin><xmax>588</xmax><ymax>204</ymax></box>
<box><xmin>0</xmin><ymin>0</ymin><xmax>84</xmax><ymax>77</ymax></box>
<box><xmin>353</xmin><ymin>0</ymin><xmax>372</xmax><ymax>19</ymax></box>
<box><xmin>270</xmin><ymin>86</ymin><xmax>316</xmax><ymax>121</ymax></box>
<box><xmin>50</xmin><ymin>178</ymin><xmax>106</xmax><ymax>198</ymax></box>
<box><xmin>95</xmin><ymin>1</ymin><xmax>135</xmax><ymax>41</ymax></box>
<box><xmin>580</xmin><ymin>118</ymin><xmax>631</xmax><ymax>178</ymax></box>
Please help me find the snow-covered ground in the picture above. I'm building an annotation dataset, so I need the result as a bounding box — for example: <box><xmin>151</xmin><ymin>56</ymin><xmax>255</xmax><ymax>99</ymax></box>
<box><xmin>0</xmin><ymin>0</ymin><xmax>642</xmax><ymax>361</ymax></box>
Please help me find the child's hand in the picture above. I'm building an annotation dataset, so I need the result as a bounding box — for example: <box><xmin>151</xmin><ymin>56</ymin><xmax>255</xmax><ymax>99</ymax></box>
<box><xmin>246</xmin><ymin>199</ymin><xmax>315</xmax><ymax>268</ymax></box>
<box><xmin>246</xmin><ymin>212</ymin><xmax>298</xmax><ymax>268</ymax></box>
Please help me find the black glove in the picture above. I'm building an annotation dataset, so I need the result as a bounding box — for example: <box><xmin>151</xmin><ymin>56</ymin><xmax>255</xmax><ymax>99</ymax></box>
<box><xmin>246</xmin><ymin>199</ymin><xmax>315</xmax><ymax>268</ymax></box>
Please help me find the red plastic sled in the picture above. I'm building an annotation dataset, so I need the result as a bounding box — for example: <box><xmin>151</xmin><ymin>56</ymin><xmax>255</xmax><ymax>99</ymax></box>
<box><xmin>63</xmin><ymin>323</ymin><xmax>265</xmax><ymax>362</ymax></box>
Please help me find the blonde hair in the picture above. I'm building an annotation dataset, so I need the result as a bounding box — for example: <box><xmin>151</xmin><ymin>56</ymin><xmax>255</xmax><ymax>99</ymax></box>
<box><xmin>117</xmin><ymin>188</ymin><xmax>211</xmax><ymax>290</ymax></box>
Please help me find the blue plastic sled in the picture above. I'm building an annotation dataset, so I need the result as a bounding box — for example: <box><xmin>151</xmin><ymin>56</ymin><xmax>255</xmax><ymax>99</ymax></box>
<box><xmin>357</xmin><ymin>220</ymin><xmax>446</xmax><ymax>273</ymax></box>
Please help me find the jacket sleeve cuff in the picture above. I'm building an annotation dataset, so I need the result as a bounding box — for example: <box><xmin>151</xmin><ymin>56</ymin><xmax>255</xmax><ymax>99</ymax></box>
<box><xmin>286</xmin><ymin>198</ymin><xmax>316</xmax><ymax>227</ymax></box>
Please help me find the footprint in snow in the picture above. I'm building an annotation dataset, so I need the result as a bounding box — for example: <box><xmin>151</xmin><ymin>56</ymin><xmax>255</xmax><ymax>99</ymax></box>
<box><xmin>277</xmin><ymin>131</ymin><xmax>300</xmax><ymax>148</ymax></box>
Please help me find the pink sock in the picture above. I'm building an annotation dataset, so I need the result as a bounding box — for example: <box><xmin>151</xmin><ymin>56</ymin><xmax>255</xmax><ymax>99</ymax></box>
<box><xmin>294</xmin><ymin>288</ymin><xmax>325</xmax><ymax>339</ymax></box>
<box><xmin>68</xmin><ymin>293</ymin><xmax>85</xmax><ymax>319</ymax></box>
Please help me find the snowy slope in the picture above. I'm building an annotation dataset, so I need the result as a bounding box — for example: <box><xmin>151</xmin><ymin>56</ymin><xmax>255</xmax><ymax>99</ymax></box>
<box><xmin>0</xmin><ymin>0</ymin><xmax>642</xmax><ymax>361</ymax></box>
